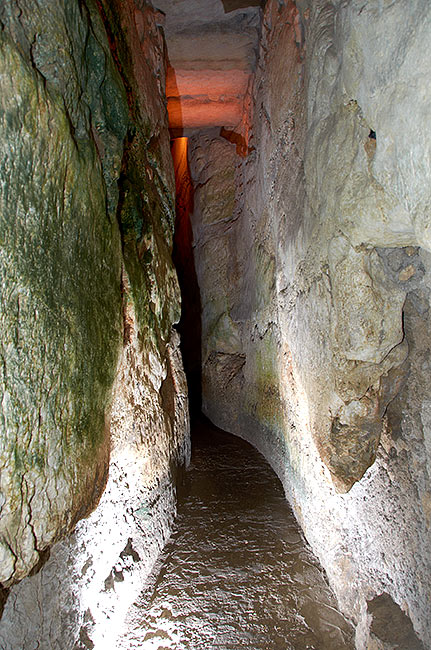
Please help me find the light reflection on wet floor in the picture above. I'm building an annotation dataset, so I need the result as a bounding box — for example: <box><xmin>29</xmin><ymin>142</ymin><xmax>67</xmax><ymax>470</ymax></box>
<box><xmin>120</xmin><ymin>417</ymin><xmax>354</xmax><ymax>650</ymax></box>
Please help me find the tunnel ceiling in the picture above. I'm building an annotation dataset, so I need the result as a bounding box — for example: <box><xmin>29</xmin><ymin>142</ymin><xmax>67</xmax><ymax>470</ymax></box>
<box><xmin>155</xmin><ymin>0</ymin><xmax>262</xmax><ymax>133</ymax></box>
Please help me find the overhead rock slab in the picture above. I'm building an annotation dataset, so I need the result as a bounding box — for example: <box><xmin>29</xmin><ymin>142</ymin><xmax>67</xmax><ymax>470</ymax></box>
<box><xmin>156</xmin><ymin>0</ymin><xmax>261</xmax><ymax>131</ymax></box>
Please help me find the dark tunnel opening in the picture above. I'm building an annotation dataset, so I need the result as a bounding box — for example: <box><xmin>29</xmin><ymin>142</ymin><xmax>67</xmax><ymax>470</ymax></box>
<box><xmin>171</xmin><ymin>137</ymin><xmax>203</xmax><ymax>420</ymax></box>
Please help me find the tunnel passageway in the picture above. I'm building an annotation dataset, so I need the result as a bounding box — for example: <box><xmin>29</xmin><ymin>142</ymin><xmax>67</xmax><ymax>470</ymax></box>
<box><xmin>1</xmin><ymin>1</ymin><xmax>431</xmax><ymax>649</ymax></box>
<box><xmin>119</xmin><ymin>417</ymin><xmax>354</xmax><ymax>650</ymax></box>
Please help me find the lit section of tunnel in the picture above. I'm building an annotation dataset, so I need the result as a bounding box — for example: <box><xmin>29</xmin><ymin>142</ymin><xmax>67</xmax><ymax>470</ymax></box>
<box><xmin>0</xmin><ymin>1</ymin><xmax>430</xmax><ymax>649</ymax></box>
<box><xmin>162</xmin><ymin>1</ymin><xmax>431</xmax><ymax>648</ymax></box>
<box><xmin>158</xmin><ymin>0</ymin><xmax>261</xmax><ymax>135</ymax></box>
<box><xmin>165</xmin><ymin>0</ymin><xmax>260</xmax><ymax>414</ymax></box>
<box><xmin>156</xmin><ymin>1</ymin><xmax>431</xmax><ymax>649</ymax></box>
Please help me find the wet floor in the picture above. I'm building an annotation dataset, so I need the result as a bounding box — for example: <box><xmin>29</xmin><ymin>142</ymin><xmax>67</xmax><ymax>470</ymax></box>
<box><xmin>120</xmin><ymin>417</ymin><xmax>354</xmax><ymax>650</ymax></box>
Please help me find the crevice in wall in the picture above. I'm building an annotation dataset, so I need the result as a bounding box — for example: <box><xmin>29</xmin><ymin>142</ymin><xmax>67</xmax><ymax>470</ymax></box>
<box><xmin>367</xmin><ymin>593</ymin><xmax>425</xmax><ymax>650</ymax></box>
<box><xmin>171</xmin><ymin>137</ymin><xmax>203</xmax><ymax>417</ymax></box>
<box><xmin>0</xmin><ymin>587</ymin><xmax>9</xmax><ymax>619</ymax></box>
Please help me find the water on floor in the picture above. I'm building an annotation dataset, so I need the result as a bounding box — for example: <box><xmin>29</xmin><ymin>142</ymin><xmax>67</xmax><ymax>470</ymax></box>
<box><xmin>119</xmin><ymin>417</ymin><xmax>354</xmax><ymax>650</ymax></box>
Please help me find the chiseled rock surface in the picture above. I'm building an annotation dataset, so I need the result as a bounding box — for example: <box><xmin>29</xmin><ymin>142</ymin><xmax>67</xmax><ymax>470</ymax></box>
<box><xmin>0</xmin><ymin>320</ymin><xmax>189</xmax><ymax>650</ymax></box>
<box><xmin>157</xmin><ymin>0</ymin><xmax>261</xmax><ymax>131</ymax></box>
<box><xmin>0</xmin><ymin>0</ymin><xmax>189</xmax><ymax>647</ymax></box>
<box><xmin>192</xmin><ymin>0</ymin><xmax>431</xmax><ymax>647</ymax></box>
<box><xmin>0</xmin><ymin>0</ymin><xmax>125</xmax><ymax>589</ymax></box>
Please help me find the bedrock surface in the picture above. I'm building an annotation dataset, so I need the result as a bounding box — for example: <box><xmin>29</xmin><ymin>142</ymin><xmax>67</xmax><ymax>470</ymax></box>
<box><xmin>189</xmin><ymin>1</ymin><xmax>431</xmax><ymax>647</ymax></box>
<box><xmin>158</xmin><ymin>0</ymin><xmax>261</xmax><ymax>131</ymax></box>
<box><xmin>0</xmin><ymin>0</ymin><xmax>189</xmax><ymax>646</ymax></box>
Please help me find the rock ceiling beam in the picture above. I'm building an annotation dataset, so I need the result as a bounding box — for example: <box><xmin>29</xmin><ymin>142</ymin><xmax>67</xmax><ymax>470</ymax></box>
<box><xmin>155</xmin><ymin>0</ymin><xmax>262</xmax><ymax>133</ymax></box>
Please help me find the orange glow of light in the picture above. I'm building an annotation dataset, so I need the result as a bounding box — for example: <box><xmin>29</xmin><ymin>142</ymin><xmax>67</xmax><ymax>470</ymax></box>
<box><xmin>168</xmin><ymin>98</ymin><xmax>243</xmax><ymax>131</ymax></box>
<box><xmin>166</xmin><ymin>69</ymin><xmax>249</xmax><ymax>103</ymax></box>
<box><xmin>171</xmin><ymin>138</ymin><xmax>190</xmax><ymax>203</ymax></box>
<box><xmin>166</xmin><ymin>66</ymin><xmax>247</xmax><ymax>130</ymax></box>
<box><xmin>170</xmin><ymin>137</ymin><xmax>202</xmax><ymax>410</ymax></box>
<box><xmin>171</xmin><ymin>138</ymin><xmax>193</xmax><ymax>248</ymax></box>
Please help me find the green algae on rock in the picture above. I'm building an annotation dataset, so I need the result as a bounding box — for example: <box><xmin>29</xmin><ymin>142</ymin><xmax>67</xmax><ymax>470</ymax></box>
<box><xmin>0</xmin><ymin>1</ymin><xmax>189</xmax><ymax>646</ymax></box>
<box><xmin>0</xmin><ymin>26</ymin><xmax>123</xmax><ymax>585</ymax></box>
<box><xmin>0</xmin><ymin>0</ymin><xmax>183</xmax><ymax>592</ymax></box>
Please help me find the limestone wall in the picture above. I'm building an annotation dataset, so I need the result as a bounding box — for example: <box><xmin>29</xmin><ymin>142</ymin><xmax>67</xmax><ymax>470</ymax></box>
<box><xmin>0</xmin><ymin>1</ymin><xmax>189</xmax><ymax>647</ymax></box>
<box><xmin>192</xmin><ymin>1</ymin><xmax>431</xmax><ymax>647</ymax></box>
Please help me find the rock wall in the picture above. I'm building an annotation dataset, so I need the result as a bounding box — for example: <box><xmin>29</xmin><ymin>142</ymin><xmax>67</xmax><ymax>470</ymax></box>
<box><xmin>0</xmin><ymin>0</ymin><xmax>189</xmax><ymax>647</ymax></box>
<box><xmin>171</xmin><ymin>137</ymin><xmax>202</xmax><ymax>413</ymax></box>
<box><xmin>0</xmin><ymin>0</ymin><xmax>124</xmax><ymax>589</ymax></box>
<box><xmin>190</xmin><ymin>1</ymin><xmax>431</xmax><ymax>648</ymax></box>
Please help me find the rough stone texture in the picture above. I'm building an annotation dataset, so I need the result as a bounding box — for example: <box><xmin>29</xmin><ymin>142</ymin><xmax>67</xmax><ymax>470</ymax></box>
<box><xmin>187</xmin><ymin>132</ymin><xmax>245</xmax><ymax>422</ymax></box>
<box><xmin>0</xmin><ymin>0</ymin><xmax>189</xmax><ymax>646</ymax></box>
<box><xmin>157</xmin><ymin>0</ymin><xmax>261</xmax><ymax>131</ymax></box>
<box><xmin>363</xmin><ymin>593</ymin><xmax>426</xmax><ymax>650</ymax></box>
<box><xmin>0</xmin><ymin>0</ymin><xmax>125</xmax><ymax>588</ymax></box>
<box><xmin>0</xmin><ymin>319</ymin><xmax>189</xmax><ymax>649</ymax></box>
<box><xmin>171</xmin><ymin>137</ymin><xmax>202</xmax><ymax>412</ymax></box>
<box><xmin>190</xmin><ymin>1</ymin><xmax>431</xmax><ymax>647</ymax></box>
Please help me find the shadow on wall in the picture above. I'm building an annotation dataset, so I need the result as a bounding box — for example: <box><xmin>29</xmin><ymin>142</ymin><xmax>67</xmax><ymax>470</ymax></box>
<box><xmin>171</xmin><ymin>137</ymin><xmax>202</xmax><ymax>416</ymax></box>
<box><xmin>221</xmin><ymin>0</ymin><xmax>265</xmax><ymax>12</ymax></box>
<box><xmin>367</xmin><ymin>593</ymin><xmax>425</xmax><ymax>650</ymax></box>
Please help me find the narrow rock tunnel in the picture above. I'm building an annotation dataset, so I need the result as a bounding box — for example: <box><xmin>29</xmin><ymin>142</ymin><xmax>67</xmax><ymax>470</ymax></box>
<box><xmin>0</xmin><ymin>1</ymin><xmax>430</xmax><ymax>649</ymax></box>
